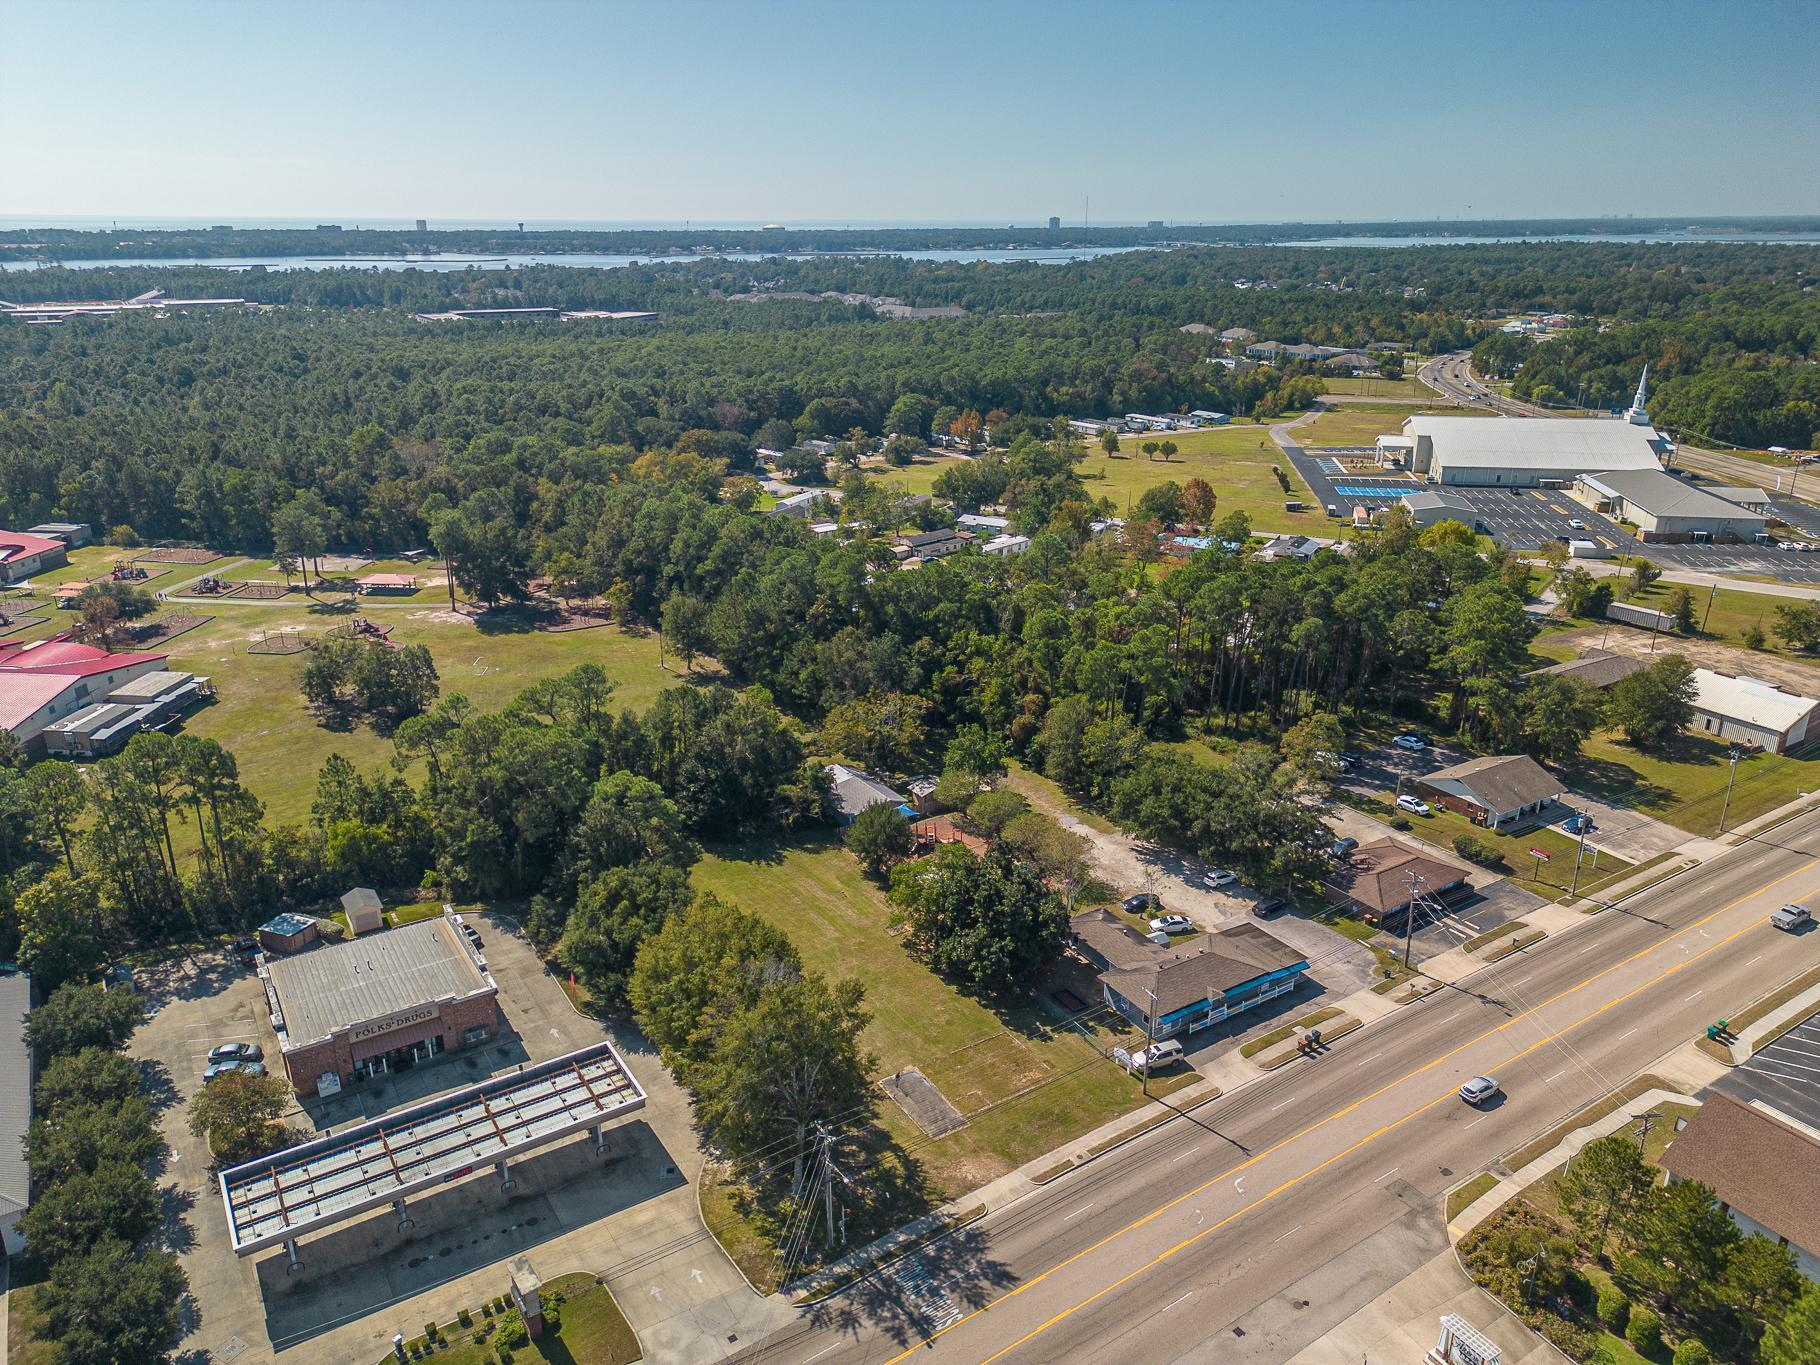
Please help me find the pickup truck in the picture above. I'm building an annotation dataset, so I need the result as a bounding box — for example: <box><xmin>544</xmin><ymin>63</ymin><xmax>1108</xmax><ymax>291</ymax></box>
<box><xmin>1771</xmin><ymin>903</ymin><xmax>1813</xmax><ymax>932</ymax></box>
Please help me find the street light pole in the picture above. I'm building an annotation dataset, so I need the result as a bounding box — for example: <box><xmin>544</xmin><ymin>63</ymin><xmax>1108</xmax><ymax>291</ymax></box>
<box><xmin>1719</xmin><ymin>745</ymin><xmax>1743</xmax><ymax>834</ymax></box>
<box><xmin>1402</xmin><ymin>870</ymin><xmax>1425</xmax><ymax>971</ymax></box>
<box><xmin>1141</xmin><ymin>987</ymin><xmax>1159</xmax><ymax>1097</ymax></box>
<box><xmin>1702</xmin><ymin>582</ymin><xmax>1717</xmax><ymax>633</ymax></box>
<box><xmin>1569</xmin><ymin>816</ymin><xmax>1591</xmax><ymax>897</ymax></box>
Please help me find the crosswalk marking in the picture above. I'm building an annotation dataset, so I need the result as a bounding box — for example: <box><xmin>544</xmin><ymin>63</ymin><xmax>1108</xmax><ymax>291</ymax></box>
<box><xmin>888</xmin><ymin>1254</ymin><xmax>962</xmax><ymax>1329</ymax></box>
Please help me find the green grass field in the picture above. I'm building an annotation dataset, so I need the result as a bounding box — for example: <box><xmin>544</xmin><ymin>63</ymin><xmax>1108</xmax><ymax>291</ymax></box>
<box><xmin>1559</xmin><ymin>730</ymin><xmax>1820</xmax><ymax>838</ymax></box>
<box><xmin>375</xmin><ymin>1272</ymin><xmax>641</xmax><ymax>1365</ymax></box>
<box><xmin>1076</xmin><ymin>425</ymin><xmax>1322</xmax><ymax>532</ymax></box>
<box><xmin>1296</xmin><ymin>402</ymin><xmax>1487</xmax><ymax>448</ymax></box>
<box><xmin>690</xmin><ymin>836</ymin><xmax>1187</xmax><ymax>1204</ymax></box>
<box><xmin>143</xmin><ymin>604</ymin><xmax>684</xmax><ymax>827</ymax></box>
<box><xmin>1320</xmin><ymin>376</ymin><xmax>1442</xmax><ymax>400</ymax></box>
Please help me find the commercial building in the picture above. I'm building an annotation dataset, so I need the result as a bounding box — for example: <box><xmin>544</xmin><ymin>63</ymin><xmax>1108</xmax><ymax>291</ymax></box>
<box><xmin>1700</xmin><ymin>485</ymin><xmax>1772</xmax><ymax>514</ymax></box>
<box><xmin>412</xmin><ymin>307</ymin><xmax>658</xmax><ymax>323</ymax></box>
<box><xmin>981</xmin><ymin>533</ymin><xmax>1030</xmax><ymax>556</ymax></box>
<box><xmin>0</xmin><ymin>290</ymin><xmax>255</xmax><ymax>324</ymax></box>
<box><xmin>1069</xmin><ymin>911</ymin><xmax>1308</xmax><ymax>1041</ymax></box>
<box><xmin>1525</xmin><ymin>648</ymin><xmax>1644</xmax><ymax>691</ymax></box>
<box><xmin>1400</xmin><ymin>415</ymin><xmax>1667</xmax><ymax>488</ymax></box>
<box><xmin>0</xmin><ymin>970</ymin><xmax>30</xmax><ymax>1256</ymax></box>
<box><xmin>40</xmin><ymin>669</ymin><xmax>212</xmax><ymax>758</ymax></box>
<box><xmin>262</xmin><ymin>915</ymin><xmax>501</xmax><ymax>1098</ymax></box>
<box><xmin>1324</xmin><ymin>839</ymin><xmax>1469</xmax><ymax>927</ymax></box>
<box><xmin>892</xmin><ymin>528</ymin><xmax>975</xmax><ymax>563</ymax></box>
<box><xmin>1413</xmin><ymin>754</ymin><xmax>1563</xmax><ymax>831</ymax></box>
<box><xmin>1573</xmin><ymin>470</ymin><xmax>1768</xmax><ymax>542</ymax></box>
<box><xmin>0</xmin><ymin>531</ymin><xmax>69</xmax><ymax>584</ymax></box>
<box><xmin>1662</xmin><ymin>1017</ymin><xmax>1820</xmax><ymax>1279</ymax></box>
<box><xmin>1687</xmin><ymin>670</ymin><xmax>1820</xmax><ymax>754</ymax></box>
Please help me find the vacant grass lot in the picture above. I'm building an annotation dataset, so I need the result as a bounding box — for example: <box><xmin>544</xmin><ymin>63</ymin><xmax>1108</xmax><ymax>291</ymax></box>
<box><xmin>1077</xmin><ymin>426</ymin><xmax>1322</xmax><ymax>533</ymax></box>
<box><xmin>1321</xmin><ymin>376</ymin><xmax>1442</xmax><ymax>400</ymax></box>
<box><xmin>1296</xmin><ymin>401</ymin><xmax>1487</xmax><ymax>447</ymax></box>
<box><xmin>1560</xmin><ymin>730</ymin><xmax>1820</xmax><ymax>838</ymax></box>
<box><xmin>149</xmin><ymin>604</ymin><xmax>686</xmax><ymax>827</ymax></box>
<box><xmin>691</xmin><ymin>836</ymin><xmax>1186</xmax><ymax>1204</ymax></box>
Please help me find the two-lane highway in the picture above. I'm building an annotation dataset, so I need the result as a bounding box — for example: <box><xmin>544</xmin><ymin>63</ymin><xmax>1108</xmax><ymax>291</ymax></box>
<box><xmin>738</xmin><ymin>808</ymin><xmax>1820</xmax><ymax>1365</ymax></box>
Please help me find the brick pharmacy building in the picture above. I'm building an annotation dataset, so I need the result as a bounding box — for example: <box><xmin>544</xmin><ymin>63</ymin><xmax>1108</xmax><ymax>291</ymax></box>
<box><xmin>262</xmin><ymin>916</ymin><xmax>501</xmax><ymax>1098</ymax></box>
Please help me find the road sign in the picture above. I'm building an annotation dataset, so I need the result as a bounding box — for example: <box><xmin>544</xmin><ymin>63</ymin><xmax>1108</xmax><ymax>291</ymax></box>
<box><xmin>1528</xmin><ymin>848</ymin><xmax>1551</xmax><ymax>861</ymax></box>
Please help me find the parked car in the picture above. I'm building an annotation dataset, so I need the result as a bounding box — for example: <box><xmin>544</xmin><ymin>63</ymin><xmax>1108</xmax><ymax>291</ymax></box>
<box><xmin>1395</xmin><ymin>794</ymin><xmax>1432</xmax><ymax>816</ymax></box>
<box><xmin>1392</xmin><ymin>733</ymin><xmax>1428</xmax><ymax>751</ymax></box>
<box><xmin>231</xmin><ymin>937</ymin><xmax>258</xmax><ymax>959</ymax></box>
<box><xmin>1459</xmin><ymin>1075</ymin><xmax>1501</xmax><ymax>1105</ymax></box>
<box><xmin>1561</xmin><ymin>813</ymin><xmax>1594</xmax><ymax>836</ymax></box>
<box><xmin>1337</xmin><ymin>751</ymin><xmax>1362</xmax><ymax>766</ymax></box>
<box><xmin>1149</xmin><ymin>914</ymin><xmax>1195</xmax><ymax>936</ymax></box>
<box><xmin>1251</xmin><ymin>897</ymin><xmax>1287</xmax><ymax>918</ymax></box>
<box><xmin>1122</xmin><ymin>893</ymin><xmax>1161</xmax><ymax>914</ymax></box>
<box><xmin>203</xmin><ymin>1058</ymin><xmax>267</xmax><ymax>1082</ymax></box>
<box><xmin>1330</xmin><ymin>836</ymin><xmax>1359</xmax><ymax>859</ymax></box>
<box><xmin>1133</xmin><ymin>1038</ymin><xmax>1185</xmax><ymax>1071</ymax></box>
<box><xmin>1203</xmin><ymin>868</ymin><xmax>1239</xmax><ymax>889</ymax></box>
<box><xmin>207</xmin><ymin>1042</ymin><xmax>263</xmax><ymax>1065</ymax></box>
<box><xmin>1771</xmin><ymin>904</ymin><xmax>1813</xmax><ymax>932</ymax></box>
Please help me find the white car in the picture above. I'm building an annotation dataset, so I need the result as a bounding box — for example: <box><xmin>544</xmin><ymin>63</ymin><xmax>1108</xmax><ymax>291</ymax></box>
<box><xmin>1392</xmin><ymin>733</ymin><xmax>1428</xmax><ymax>751</ymax></box>
<box><xmin>1567</xmin><ymin>518</ymin><xmax>1585</xmax><ymax>530</ymax></box>
<box><xmin>1395</xmin><ymin>794</ymin><xmax>1432</xmax><ymax>816</ymax></box>
<box><xmin>1459</xmin><ymin>1075</ymin><xmax>1501</xmax><ymax>1105</ymax></box>
<box><xmin>1149</xmin><ymin>914</ymin><xmax>1195</xmax><ymax>936</ymax></box>
<box><xmin>1202</xmin><ymin>869</ymin><xmax>1239</xmax><ymax>889</ymax></box>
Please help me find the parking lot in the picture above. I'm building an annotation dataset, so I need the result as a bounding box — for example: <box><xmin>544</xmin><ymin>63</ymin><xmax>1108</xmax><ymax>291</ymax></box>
<box><xmin>1718</xmin><ymin>1001</ymin><xmax>1820</xmax><ymax>1130</ymax></box>
<box><xmin>131</xmin><ymin>910</ymin><xmax>778</xmax><ymax>1365</ymax></box>
<box><xmin>1283</xmin><ymin>441</ymin><xmax>1820</xmax><ymax>581</ymax></box>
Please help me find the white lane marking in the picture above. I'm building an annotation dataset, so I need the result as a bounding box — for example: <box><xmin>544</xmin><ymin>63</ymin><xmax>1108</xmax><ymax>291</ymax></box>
<box><xmin>1577</xmin><ymin>945</ymin><xmax>1596</xmax><ymax>955</ymax></box>
<box><xmin>1686</xmin><ymin>990</ymin><xmax>1704</xmax><ymax>1002</ymax></box>
<box><xmin>1273</xmin><ymin>1224</ymin><xmax>1304</xmax><ymax>1243</ymax></box>
<box><xmin>1465</xmin><ymin>1115</ymin><xmax>1487</xmax><ymax>1128</ymax></box>
<box><xmin>1544</xmin><ymin>1070</ymin><xmax>1567</xmax><ymax>1082</ymax></box>
<box><xmin>1619</xmin><ymin>1027</ymin><xmax>1638</xmax><ymax>1039</ymax></box>
<box><xmin>1064</xmin><ymin>1204</ymin><xmax>1093</xmax><ymax>1220</ymax></box>
<box><xmin>1234</xmin><ymin>1178</ymin><xmax>1245</xmax><ymax>1193</ymax></box>
<box><xmin>802</xmin><ymin>1344</ymin><xmax>841</xmax><ymax>1363</ymax></box>
<box><xmin>1745</xmin><ymin>955</ymin><xmax>1762</xmax><ymax>966</ymax></box>
<box><xmin>1373</xmin><ymin>1166</ymin><xmax>1400</xmax><ymax>1182</ymax></box>
<box><xmin>1272</xmin><ymin>1097</ymin><xmax>1297</xmax><ymax>1111</ymax></box>
<box><xmin>1173</xmin><ymin>1145</ymin><xmax>1203</xmax><ymax>1162</ymax></box>
<box><xmin>1161</xmin><ymin>1291</ymin><xmax>1195</xmax><ymax>1313</ymax></box>
<box><xmin>1359</xmin><ymin>1051</ymin><xmax>1383</xmax><ymax>1063</ymax></box>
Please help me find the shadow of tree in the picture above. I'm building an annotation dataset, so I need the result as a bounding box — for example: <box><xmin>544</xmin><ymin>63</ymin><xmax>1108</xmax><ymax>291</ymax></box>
<box><xmin>798</xmin><ymin>1224</ymin><xmax>1015</xmax><ymax>1347</ymax></box>
<box><xmin>156</xmin><ymin>1183</ymin><xmax>198</xmax><ymax>1256</ymax></box>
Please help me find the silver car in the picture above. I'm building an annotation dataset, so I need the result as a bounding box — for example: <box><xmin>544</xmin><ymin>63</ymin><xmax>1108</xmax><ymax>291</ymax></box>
<box><xmin>1459</xmin><ymin>1075</ymin><xmax>1500</xmax><ymax>1105</ymax></box>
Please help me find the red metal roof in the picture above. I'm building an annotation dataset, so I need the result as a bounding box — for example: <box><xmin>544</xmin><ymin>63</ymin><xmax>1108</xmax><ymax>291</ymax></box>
<box><xmin>0</xmin><ymin>532</ymin><xmax>65</xmax><ymax>563</ymax></box>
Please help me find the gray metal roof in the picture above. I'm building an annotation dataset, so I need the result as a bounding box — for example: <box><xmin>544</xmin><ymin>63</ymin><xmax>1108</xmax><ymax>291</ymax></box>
<box><xmin>266</xmin><ymin>918</ymin><xmax>491</xmax><ymax>1050</ymax></box>
<box><xmin>1408</xmin><ymin>415</ymin><xmax>1664</xmax><ymax>473</ymax></box>
<box><xmin>218</xmin><ymin>1039</ymin><xmax>644</xmax><ymax>1254</ymax></box>
<box><xmin>0</xmin><ymin>972</ymin><xmax>29</xmax><ymax>1221</ymax></box>
<box><xmin>825</xmin><ymin>764</ymin><xmax>907</xmax><ymax>820</ymax></box>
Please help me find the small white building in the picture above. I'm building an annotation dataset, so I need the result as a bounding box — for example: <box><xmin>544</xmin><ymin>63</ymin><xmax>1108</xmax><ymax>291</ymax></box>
<box><xmin>1399</xmin><ymin>490</ymin><xmax>1478</xmax><ymax>530</ymax></box>
<box><xmin>981</xmin><ymin>534</ymin><xmax>1030</xmax><ymax>556</ymax></box>
<box><xmin>1188</xmin><ymin>410</ymin><xmax>1231</xmax><ymax>425</ymax></box>
<box><xmin>1687</xmin><ymin>669</ymin><xmax>1820</xmax><ymax>754</ymax></box>
<box><xmin>1574</xmin><ymin>469</ymin><xmax>1767</xmax><ymax>542</ymax></box>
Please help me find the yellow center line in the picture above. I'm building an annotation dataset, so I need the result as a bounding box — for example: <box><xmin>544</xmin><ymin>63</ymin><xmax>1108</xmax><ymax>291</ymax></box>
<box><xmin>873</xmin><ymin>853</ymin><xmax>1816</xmax><ymax>1365</ymax></box>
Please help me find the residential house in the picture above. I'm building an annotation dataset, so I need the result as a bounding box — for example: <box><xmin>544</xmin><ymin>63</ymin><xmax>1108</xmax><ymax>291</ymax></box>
<box><xmin>1218</xmin><ymin>327</ymin><xmax>1257</xmax><ymax>344</ymax></box>
<box><xmin>1413</xmin><ymin>754</ymin><xmax>1563</xmax><ymax>831</ymax></box>
<box><xmin>892</xmin><ymin>528</ymin><xmax>975</xmax><ymax>563</ymax></box>
<box><xmin>1324</xmin><ymin>839</ymin><xmax>1470</xmax><ymax>927</ymax></box>
<box><xmin>982</xmin><ymin>534</ymin><xmax>1030</xmax><ymax>556</ymax></box>
<box><xmin>824</xmin><ymin>763</ymin><xmax>910</xmax><ymax>825</ymax></box>
<box><xmin>1687</xmin><ymin>670</ymin><xmax>1820</xmax><ymax>754</ymax></box>
<box><xmin>1256</xmin><ymin>534</ymin><xmax>1322</xmax><ymax>563</ymax></box>
<box><xmin>1069</xmin><ymin>911</ymin><xmax>1308</xmax><ymax>1040</ymax></box>
<box><xmin>1188</xmin><ymin>410</ymin><xmax>1231</xmax><ymax>425</ymax></box>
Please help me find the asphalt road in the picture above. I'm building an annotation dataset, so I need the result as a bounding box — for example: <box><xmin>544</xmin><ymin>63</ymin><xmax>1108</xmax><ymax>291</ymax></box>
<box><xmin>734</xmin><ymin>806</ymin><xmax>1820</xmax><ymax>1365</ymax></box>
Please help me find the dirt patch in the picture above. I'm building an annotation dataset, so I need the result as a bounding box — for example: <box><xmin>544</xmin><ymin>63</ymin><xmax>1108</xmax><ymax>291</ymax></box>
<box><xmin>0</xmin><ymin>613</ymin><xmax>48</xmax><ymax>636</ymax></box>
<box><xmin>233</xmin><ymin>583</ymin><xmax>291</xmax><ymax>600</ymax></box>
<box><xmin>536</xmin><ymin>607</ymin><xmax>612</xmax><ymax>632</ymax></box>
<box><xmin>409</xmin><ymin>608</ymin><xmax>474</xmax><ymax>626</ymax></box>
<box><xmin>1548</xmin><ymin>623</ymin><xmax>1820</xmax><ymax>695</ymax></box>
<box><xmin>135</xmin><ymin>546</ymin><xmax>222</xmax><ymax>564</ymax></box>
<box><xmin>131</xmin><ymin>614</ymin><xmax>212</xmax><ymax>647</ymax></box>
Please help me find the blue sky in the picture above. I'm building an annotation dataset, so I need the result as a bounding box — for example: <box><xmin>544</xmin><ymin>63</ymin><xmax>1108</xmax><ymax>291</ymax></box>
<box><xmin>3</xmin><ymin>0</ymin><xmax>1816</xmax><ymax>225</ymax></box>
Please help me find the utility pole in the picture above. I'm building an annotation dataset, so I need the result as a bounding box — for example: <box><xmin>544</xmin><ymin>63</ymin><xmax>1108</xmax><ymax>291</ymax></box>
<box><xmin>1701</xmin><ymin>582</ymin><xmax>1718</xmax><ymax>633</ymax></box>
<box><xmin>1719</xmin><ymin>744</ymin><xmax>1743</xmax><ymax>834</ymax></box>
<box><xmin>1401</xmin><ymin>870</ymin><xmax>1426</xmax><ymax>970</ymax></box>
<box><xmin>1141</xmin><ymin>986</ymin><xmax>1159</xmax><ymax>1096</ymax></box>
<box><xmin>1568</xmin><ymin>814</ymin><xmax>1591</xmax><ymax>896</ymax></box>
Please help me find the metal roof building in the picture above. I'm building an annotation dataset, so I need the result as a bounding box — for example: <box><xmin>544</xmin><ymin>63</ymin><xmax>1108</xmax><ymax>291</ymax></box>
<box><xmin>1404</xmin><ymin>415</ymin><xmax>1666</xmax><ymax>488</ymax></box>
<box><xmin>219</xmin><ymin>1039</ymin><xmax>644</xmax><ymax>1262</ymax></box>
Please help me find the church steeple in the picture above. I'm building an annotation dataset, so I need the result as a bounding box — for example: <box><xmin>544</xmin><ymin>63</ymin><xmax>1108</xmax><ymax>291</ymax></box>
<box><xmin>1626</xmin><ymin>364</ymin><xmax>1651</xmax><ymax>425</ymax></box>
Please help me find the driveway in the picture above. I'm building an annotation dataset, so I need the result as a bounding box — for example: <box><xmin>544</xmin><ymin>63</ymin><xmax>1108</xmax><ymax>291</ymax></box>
<box><xmin>1549</xmin><ymin>792</ymin><xmax>1689</xmax><ymax>862</ymax></box>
